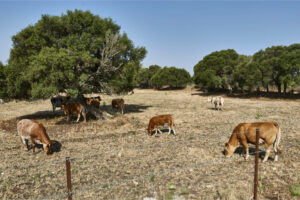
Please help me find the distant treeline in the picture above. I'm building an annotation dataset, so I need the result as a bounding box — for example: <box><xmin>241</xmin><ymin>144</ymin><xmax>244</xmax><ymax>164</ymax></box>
<box><xmin>0</xmin><ymin>10</ymin><xmax>299</xmax><ymax>99</ymax></box>
<box><xmin>193</xmin><ymin>46</ymin><xmax>300</xmax><ymax>96</ymax></box>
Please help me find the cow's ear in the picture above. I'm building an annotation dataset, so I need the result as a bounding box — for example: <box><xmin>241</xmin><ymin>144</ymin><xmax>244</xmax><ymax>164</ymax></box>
<box><xmin>225</xmin><ymin>143</ymin><xmax>228</xmax><ymax>147</ymax></box>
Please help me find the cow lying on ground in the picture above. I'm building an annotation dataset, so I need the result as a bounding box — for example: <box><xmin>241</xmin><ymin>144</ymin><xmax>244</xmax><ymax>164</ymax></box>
<box><xmin>208</xmin><ymin>96</ymin><xmax>224</xmax><ymax>111</ymax></box>
<box><xmin>50</xmin><ymin>93</ymin><xmax>70</xmax><ymax>112</ymax></box>
<box><xmin>61</xmin><ymin>103</ymin><xmax>87</xmax><ymax>123</ymax></box>
<box><xmin>112</xmin><ymin>98</ymin><xmax>125</xmax><ymax>114</ymax></box>
<box><xmin>17</xmin><ymin>119</ymin><xmax>54</xmax><ymax>155</ymax></box>
<box><xmin>147</xmin><ymin>114</ymin><xmax>176</xmax><ymax>136</ymax></box>
<box><xmin>224</xmin><ymin>122</ymin><xmax>282</xmax><ymax>162</ymax></box>
<box><xmin>84</xmin><ymin>96</ymin><xmax>101</xmax><ymax>109</ymax></box>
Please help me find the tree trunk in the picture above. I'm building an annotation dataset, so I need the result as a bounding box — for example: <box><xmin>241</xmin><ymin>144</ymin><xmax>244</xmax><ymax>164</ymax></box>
<box><xmin>283</xmin><ymin>83</ymin><xmax>287</xmax><ymax>96</ymax></box>
<box><xmin>277</xmin><ymin>84</ymin><xmax>281</xmax><ymax>95</ymax></box>
<box><xmin>266</xmin><ymin>84</ymin><xmax>269</xmax><ymax>93</ymax></box>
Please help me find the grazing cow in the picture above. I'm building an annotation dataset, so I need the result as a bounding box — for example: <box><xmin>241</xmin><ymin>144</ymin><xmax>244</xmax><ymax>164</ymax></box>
<box><xmin>224</xmin><ymin>122</ymin><xmax>282</xmax><ymax>162</ymax></box>
<box><xmin>84</xmin><ymin>96</ymin><xmax>101</xmax><ymax>109</ymax></box>
<box><xmin>61</xmin><ymin>103</ymin><xmax>87</xmax><ymax>122</ymax></box>
<box><xmin>50</xmin><ymin>94</ymin><xmax>70</xmax><ymax>112</ymax></box>
<box><xmin>17</xmin><ymin>119</ymin><xmax>53</xmax><ymax>155</ymax></box>
<box><xmin>147</xmin><ymin>114</ymin><xmax>176</xmax><ymax>136</ymax></box>
<box><xmin>208</xmin><ymin>96</ymin><xmax>224</xmax><ymax>111</ymax></box>
<box><xmin>112</xmin><ymin>98</ymin><xmax>125</xmax><ymax>114</ymax></box>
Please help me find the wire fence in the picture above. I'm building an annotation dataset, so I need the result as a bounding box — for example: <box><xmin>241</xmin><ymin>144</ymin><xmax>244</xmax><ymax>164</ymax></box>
<box><xmin>1</xmin><ymin>125</ymin><xmax>300</xmax><ymax>199</ymax></box>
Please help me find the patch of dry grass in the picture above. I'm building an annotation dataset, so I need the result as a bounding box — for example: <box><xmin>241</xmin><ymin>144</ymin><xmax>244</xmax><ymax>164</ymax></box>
<box><xmin>0</xmin><ymin>88</ymin><xmax>299</xmax><ymax>199</ymax></box>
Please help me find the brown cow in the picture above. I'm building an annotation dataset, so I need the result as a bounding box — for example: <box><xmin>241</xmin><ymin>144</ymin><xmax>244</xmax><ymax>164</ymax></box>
<box><xmin>147</xmin><ymin>114</ymin><xmax>176</xmax><ymax>136</ymax></box>
<box><xmin>84</xmin><ymin>96</ymin><xmax>101</xmax><ymax>109</ymax></box>
<box><xmin>112</xmin><ymin>98</ymin><xmax>125</xmax><ymax>114</ymax></box>
<box><xmin>17</xmin><ymin>119</ymin><xmax>53</xmax><ymax>155</ymax></box>
<box><xmin>61</xmin><ymin>103</ymin><xmax>87</xmax><ymax>122</ymax></box>
<box><xmin>224</xmin><ymin>122</ymin><xmax>282</xmax><ymax>162</ymax></box>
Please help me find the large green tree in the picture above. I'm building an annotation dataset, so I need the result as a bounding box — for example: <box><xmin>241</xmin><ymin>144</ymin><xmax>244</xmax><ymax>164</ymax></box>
<box><xmin>193</xmin><ymin>49</ymin><xmax>239</xmax><ymax>92</ymax></box>
<box><xmin>6</xmin><ymin>10</ymin><xmax>146</xmax><ymax>99</ymax></box>
<box><xmin>137</xmin><ymin>64</ymin><xmax>161</xmax><ymax>88</ymax></box>
<box><xmin>151</xmin><ymin>66</ymin><xmax>191</xmax><ymax>89</ymax></box>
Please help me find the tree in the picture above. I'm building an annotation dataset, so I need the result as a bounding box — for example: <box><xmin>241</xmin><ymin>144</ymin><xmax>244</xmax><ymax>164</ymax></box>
<box><xmin>109</xmin><ymin>62</ymin><xmax>140</xmax><ymax>94</ymax></box>
<box><xmin>0</xmin><ymin>62</ymin><xmax>7</xmax><ymax>97</ymax></box>
<box><xmin>151</xmin><ymin>66</ymin><xmax>191</xmax><ymax>89</ymax></box>
<box><xmin>137</xmin><ymin>65</ymin><xmax>161</xmax><ymax>88</ymax></box>
<box><xmin>6</xmin><ymin>10</ymin><xmax>146</xmax><ymax>99</ymax></box>
<box><xmin>193</xmin><ymin>49</ymin><xmax>239</xmax><ymax>92</ymax></box>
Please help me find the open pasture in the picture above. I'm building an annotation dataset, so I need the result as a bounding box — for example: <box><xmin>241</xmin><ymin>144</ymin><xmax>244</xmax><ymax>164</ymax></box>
<box><xmin>0</xmin><ymin>88</ymin><xmax>299</xmax><ymax>199</ymax></box>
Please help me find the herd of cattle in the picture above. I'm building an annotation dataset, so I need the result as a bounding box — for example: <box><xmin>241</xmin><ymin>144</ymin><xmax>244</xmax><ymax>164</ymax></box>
<box><xmin>16</xmin><ymin>93</ymin><xmax>282</xmax><ymax>163</ymax></box>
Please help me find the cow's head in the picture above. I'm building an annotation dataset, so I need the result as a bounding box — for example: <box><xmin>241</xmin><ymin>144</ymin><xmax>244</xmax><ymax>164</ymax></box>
<box><xmin>43</xmin><ymin>142</ymin><xmax>54</xmax><ymax>155</ymax></box>
<box><xmin>224</xmin><ymin>142</ymin><xmax>237</xmax><ymax>157</ymax></box>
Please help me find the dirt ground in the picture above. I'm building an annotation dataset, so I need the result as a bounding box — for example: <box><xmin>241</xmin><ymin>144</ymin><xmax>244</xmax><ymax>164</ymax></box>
<box><xmin>0</xmin><ymin>88</ymin><xmax>299</xmax><ymax>200</ymax></box>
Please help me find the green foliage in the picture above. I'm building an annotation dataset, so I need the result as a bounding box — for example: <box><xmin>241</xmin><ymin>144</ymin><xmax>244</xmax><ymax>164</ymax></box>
<box><xmin>136</xmin><ymin>64</ymin><xmax>161</xmax><ymax>88</ymax></box>
<box><xmin>5</xmin><ymin>10</ymin><xmax>146</xmax><ymax>99</ymax></box>
<box><xmin>109</xmin><ymin>62</ymin><xmax>140</xmax><ymax>94</ymax></box>
<box><xmin>151</xmin><ymin>66</ymin><xmax>191</xmax><ymax>89</ymax></box>
<box><xmin>289</xmin><ymin>184</ymin><xmax>300</xmax><ymax>196</ymax></box>
<box><xmin>193</xmin><ymin>49</ymin><xmax>239</xmax><ymax>91</ymax></box>
<box><xmin>0</xmin><ymin>62</ymin><xmax>7</xmax><ymax>97</ymax></box>
<box><xmin>193</xmin><ymin>44</ymin><xmax>300</xmax><ymax>95</ymax></box>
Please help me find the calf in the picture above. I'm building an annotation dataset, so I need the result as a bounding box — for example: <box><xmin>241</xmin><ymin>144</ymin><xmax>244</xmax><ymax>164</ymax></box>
<box><xmin>147</xmin><ymin>114</ymin><xmax>176</xmax><ymax>136</ymax></box>
<box><xmin>85</xmin><ymin>96</ymin><xmax>101</xmax><ymax>109</ymax></box>
<box><xmin>61</xmin><ymin>103</ymin><xmax>87</xmax><ymax>122</ymax></box>
<box><xmin>112</xmin><ymin>98</ymin><xmax>125</xmax><ymax>114</ymax></box>
<box><xmin>224</xmin><ymin>122</ymin><xmax>282</xmax><ymax>162</ymax></box>
<box><xmin>50</xmin><ymin>94</ymin><xmax>70</xmax><ymax>112</ymax></box>
<box><xmin>17</xmin><ymin>119</ymin><xmax>53</xmax><ymax>155</ymax></box>
<box><xmin>208</xmin><ymin>96</ymin><xmax>224</xmax><ymax>110</ymax></box>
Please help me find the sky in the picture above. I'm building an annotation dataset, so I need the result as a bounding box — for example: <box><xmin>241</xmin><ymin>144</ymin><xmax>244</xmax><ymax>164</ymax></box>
<box><xmin>0</xmin><ymin>1</ymin><xmax>300</xmax><ymax>75</ymax></box>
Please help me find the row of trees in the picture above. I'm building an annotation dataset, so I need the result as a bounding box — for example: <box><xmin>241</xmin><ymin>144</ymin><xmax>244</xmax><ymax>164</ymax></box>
<box><xmin>0</xmin><ymin>10</ymin><xmax>299</xmax><ymax>99</ymax></box>
<box><xmin>136</xmin><ymin>65</ymin><xmax>191</xmax><ymax>89</ymax></box>
<box><xmin>193</xmin><ymin>45</ymin><xmax>300</xmax><ymax>95</ymax></box>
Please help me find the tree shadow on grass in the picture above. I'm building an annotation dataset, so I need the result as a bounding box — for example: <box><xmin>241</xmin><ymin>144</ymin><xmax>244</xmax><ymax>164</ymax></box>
<box><xmin>17</xmin><ymin>110</ymin><xmax>64</xmax><ymax>120</ymax></box>
<box><xmin>100</xmin><ymin>104</ymin><xmax>152</xmax><ymax>114</ymax></box>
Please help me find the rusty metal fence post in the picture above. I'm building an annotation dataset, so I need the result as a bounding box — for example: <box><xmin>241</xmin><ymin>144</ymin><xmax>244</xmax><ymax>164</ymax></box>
<box><xmin>254</xmin><ymin>129</ymin><xmax>259</xmax><ymax>200</ymax></box>
<box><xmin>66</xmin><ymin>157</ymin><xmax>72</xmax><ymax>200</ymax></box>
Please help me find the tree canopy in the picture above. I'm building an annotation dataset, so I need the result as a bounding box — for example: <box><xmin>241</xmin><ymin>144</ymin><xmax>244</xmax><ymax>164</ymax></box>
<box><xmin>5</xmin><ymin>10</ymin><xmax>146</xmax><ymax>99</ymax></box>
<box><xmin>151</xmin><ymin>66</ymin><xmax>191</xmax><ymax>89</ymax></box>
<box><xmin>193</xmin><ymin>45</ymin><xmax>300</xmax><ymax>95</ymax></box>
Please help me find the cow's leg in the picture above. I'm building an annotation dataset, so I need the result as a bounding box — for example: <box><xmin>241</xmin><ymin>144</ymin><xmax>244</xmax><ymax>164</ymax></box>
<box><xmin>158</xmin><ymin>129</ymin><xmax>163</xmax><ymax>134</ymax></box>
<box><xmin>82</xmin><ymin>111</ymin><xmax>87</xmax><ymax>123</ymax></box>
<box><xmin>263</xmin><ymin>143</ymin><xmax>272</xmax><ymax>162</ymax></box>
<box><xmin>30</xmin><ymin>138</ymin><xmax>36</xmax><ymax>154</ymax></box>
<box><xmin>154</xmin><ymin>128</ymin><xmax>158</xmax><ymax>136</ymax></box>
<box><xmin>66</xmin><ymin>115</ymin><xmax>70</xmax><ymax>122</ymax></box>
<box><xmin>171</xmin><ymin>125</ymin><xmax>176</xmax><ymax>135</ymax></box>
<box><xmin>76</xmin><ymin>113</ymin><xmax>81</xmax><ymax>122</ymax></box>
<box><xmin>20</xmin><ymin>137</ymin><xmax>29</xmax><ymax>150</ymax></box>
<box><xmin>168</xmin><ymin>126</ymin><xmax>171</xmax><ymax>135</ymax></box>
<box><xmin>273</xmin><ymin>146</ymin><xmax>278</xmax><ymax>162</ymax></box>
<box><xmin>241</xmin><ymin>141</ymin><xmax>249</xmax><ymax>159</ymax></box>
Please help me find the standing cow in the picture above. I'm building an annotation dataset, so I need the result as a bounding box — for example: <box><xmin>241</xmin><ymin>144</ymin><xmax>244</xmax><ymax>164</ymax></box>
<box><xmin>208</xmin><ymin>96</ymin><xmax>224</xmax><ymax>111</ymax></box>
<box><xmin>224</xmin><ymin>122</ymin><xmax>282</xmax><ymax>162</ymax></box>
<box><xmin>17</xmin><ymin>119</ymin><xmax>53</xmax><ymax>155</ymax></box>
<box><xmin>112</xmin><ymin>98</ymin><xmax>125</xmax><ymax>114</ymax></box>
<box><xmin>147</xmin><ymin>114</ymin><xmax>176</xmax><ymax>136</ymax></box>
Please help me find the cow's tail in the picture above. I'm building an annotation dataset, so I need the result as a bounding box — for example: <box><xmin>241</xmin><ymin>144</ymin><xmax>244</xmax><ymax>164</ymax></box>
<box><xmin>273</xmin><ymin>122</ymin><xmax>282</xmax><ymax>154</ymax></box>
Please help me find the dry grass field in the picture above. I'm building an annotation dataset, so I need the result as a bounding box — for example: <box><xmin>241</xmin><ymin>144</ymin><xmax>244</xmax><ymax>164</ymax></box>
<box><xmin>0</xmin><ymin>88</ymin><xmax>299</xmax><ymax>200</ymax></box>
